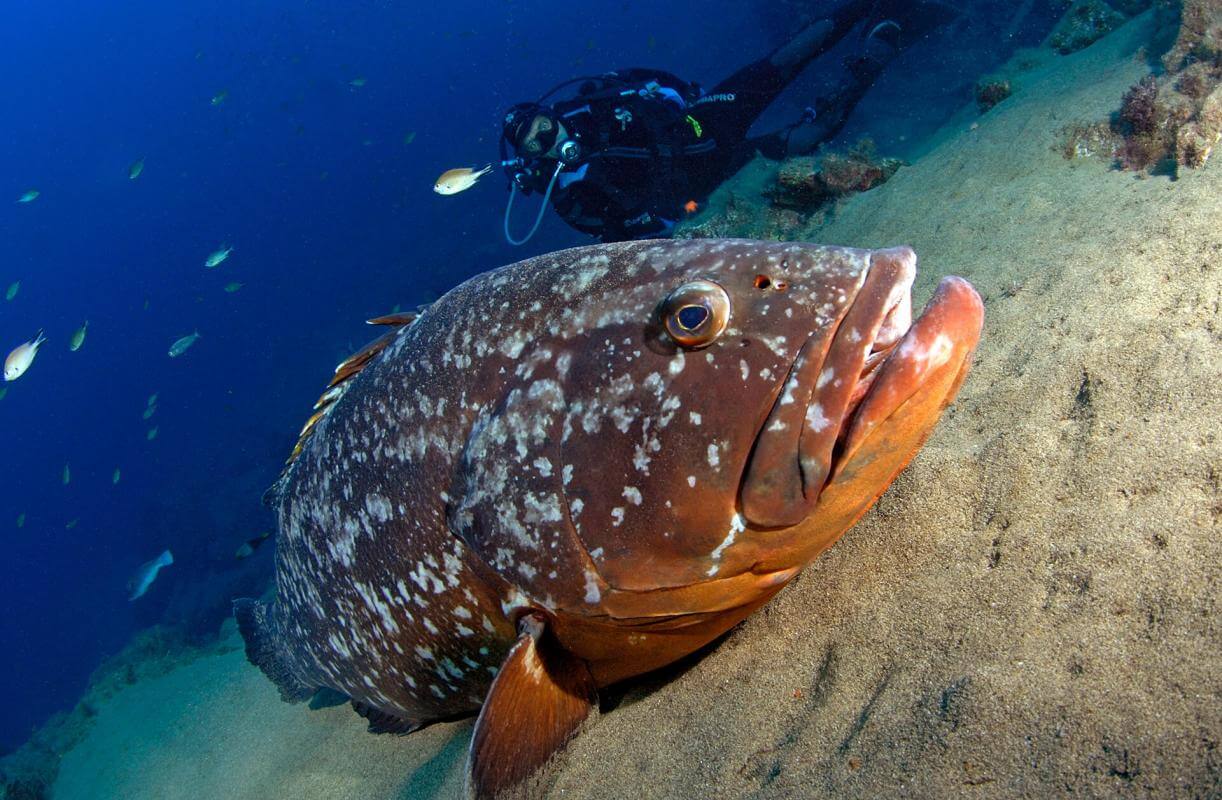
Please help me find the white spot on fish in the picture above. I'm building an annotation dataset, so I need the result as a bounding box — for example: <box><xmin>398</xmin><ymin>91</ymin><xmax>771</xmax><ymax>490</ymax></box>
<box><xmin>707</xmin><ymin>513</ymin><xmax>747</xmax><ymax>576</ymax></box>
<box><xmin>806</xmin><ymin>403</ymin><xmax>831</xmax><ymax>432</ymax></box>
<box><xmin>707</xmin><ymin>443</ymin><xmax>720</xmax><ymax>468</ymax></box>
<box><xmin>623</xmin><ymin>486</ymin><xmax>642</xmax><ymax>505</ymax></box>
<box><xmin>584</xmin><ymin>569</ymin><xmax>601</xmax><ymax>603</ymax></box>
<box><xmin>817</xmin><ymin>368</ymin><xmax>835</xmax><ymax>389</ymax></box>
<box><xmin>689</xmin><ymin>412</ymin><xmax>702</xmax><ymax>426</ymax></box>
<box><xmin>611</xmin><ymin>507</ymin><xmax>625</xmax><ymax>526</ymax></box>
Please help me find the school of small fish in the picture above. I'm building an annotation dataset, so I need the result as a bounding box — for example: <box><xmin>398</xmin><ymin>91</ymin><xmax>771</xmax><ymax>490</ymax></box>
<box><xmin>6</xmin><ymin>128</ymin><xmax>255</xmax><ymax>587</ymax></box>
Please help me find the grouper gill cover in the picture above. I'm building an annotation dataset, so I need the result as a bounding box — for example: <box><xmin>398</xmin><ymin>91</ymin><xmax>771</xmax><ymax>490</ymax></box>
<box><xmin>235</xmin><ymin>237</ymin><xmax>983</xmax><ymax>798</ymax></box>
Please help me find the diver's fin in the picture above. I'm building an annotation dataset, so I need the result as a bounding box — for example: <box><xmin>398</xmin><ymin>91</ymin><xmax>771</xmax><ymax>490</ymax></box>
<box><xmin>351</xmin><ymin>700</ymin><xmax>421</xmax><ymax>735</ymax></box>
<box><xmin>466</xmin><ymin>613</ymin><xmax>598</xmax><ymax>800</ymax></box>
<box><xmin>233</xmin><ymin>598</ymin><xmax>315</xmax><ymax>703</ymax></box>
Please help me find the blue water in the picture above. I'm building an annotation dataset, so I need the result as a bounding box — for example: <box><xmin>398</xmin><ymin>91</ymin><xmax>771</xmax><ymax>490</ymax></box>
<box><xmin>0</xmin><ymin>0</ymin><xmax>1057</xmax><ymax>752</ymax></box>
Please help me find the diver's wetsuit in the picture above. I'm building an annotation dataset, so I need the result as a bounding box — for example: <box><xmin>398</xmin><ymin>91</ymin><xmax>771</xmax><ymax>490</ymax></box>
<box><xmin>539</xmin><ymin>0</ymin><xmax>894</xmax><ymax>242</ymax></box>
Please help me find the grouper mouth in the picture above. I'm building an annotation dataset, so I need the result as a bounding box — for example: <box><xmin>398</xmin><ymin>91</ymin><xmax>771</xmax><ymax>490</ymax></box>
<box><xmin>741</xmin><ymin>247</ymin><xmax>981</xmax><ymax>529</ymax></box>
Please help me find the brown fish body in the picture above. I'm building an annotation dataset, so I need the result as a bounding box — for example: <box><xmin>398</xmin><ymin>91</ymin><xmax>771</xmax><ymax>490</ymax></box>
<box><xmin>237</xmin><ymin>239</ymin><xmax>983</xmax><ymax>793</ymax></box>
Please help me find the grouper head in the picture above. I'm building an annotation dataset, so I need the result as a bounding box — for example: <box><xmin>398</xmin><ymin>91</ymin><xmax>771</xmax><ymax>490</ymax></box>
<box><xmin>439</xmin><ymin>239</ymin><xmax>982</xmax><ymax>680</ymax></box>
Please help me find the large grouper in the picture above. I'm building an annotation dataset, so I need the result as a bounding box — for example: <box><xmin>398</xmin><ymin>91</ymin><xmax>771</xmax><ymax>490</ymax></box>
<box><xmin>235</xmin><ymin>238</ymin><xmax>983</xmax><ymax>798</ymax></box>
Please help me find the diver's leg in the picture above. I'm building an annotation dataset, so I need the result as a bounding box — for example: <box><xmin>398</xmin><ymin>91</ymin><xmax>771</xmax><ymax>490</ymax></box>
<box><xmin>705</xmin><ymin>0</ymin><xmax>874</xmax><ymax>124</ymax></box>
<box><xmin>766</xmin><ymin>0</ymin><xmax>876</xmax><ymax>79</ymax></box>
<box><xmin>751</xmin><ymin>25</ymin><xmax>901</xmax><ymax>159</ymax></box>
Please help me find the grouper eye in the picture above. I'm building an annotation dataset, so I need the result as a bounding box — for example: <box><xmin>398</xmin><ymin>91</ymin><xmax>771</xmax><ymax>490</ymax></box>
<box><xmin>660</xmin><ymin>280</ymin><xmax>730</xmax><ymax>348</ymax></box>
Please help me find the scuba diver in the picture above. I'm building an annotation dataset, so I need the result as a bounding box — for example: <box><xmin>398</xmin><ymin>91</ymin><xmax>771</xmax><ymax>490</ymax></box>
<box><xmin>499</xmin><ymin>0</ymin><xmax>954</xmax><ymax>244</ymax></box>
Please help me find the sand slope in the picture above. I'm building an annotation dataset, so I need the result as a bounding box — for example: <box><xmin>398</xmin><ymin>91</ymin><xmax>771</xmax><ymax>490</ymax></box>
<box><xmin>51</xmin><ymin>13</ymin><xmax>1219</xmax><ymax>800</ymax></box>
<box><xmin>52</xmin><ymin>622</ymin><xmax>471</xmax><ymax>800</ymax></box>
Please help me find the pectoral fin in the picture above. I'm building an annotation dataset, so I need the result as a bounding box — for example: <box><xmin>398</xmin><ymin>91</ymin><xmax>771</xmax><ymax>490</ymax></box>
<box><xmin>466</xmin><ymin>613</ymin><xmax>598</xmax><ymax>800</ymax></box>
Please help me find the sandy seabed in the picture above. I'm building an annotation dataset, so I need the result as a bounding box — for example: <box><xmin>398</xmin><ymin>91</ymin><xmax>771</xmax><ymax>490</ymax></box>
<box><xmin>49</xmin><ymin>13</ymin><xmax>1219</xmax><ymax>800</ymax></box>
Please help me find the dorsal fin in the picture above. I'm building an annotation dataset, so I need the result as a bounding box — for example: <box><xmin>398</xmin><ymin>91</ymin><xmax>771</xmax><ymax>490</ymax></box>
<box><xmin>366</xmin><ymin>311</ymin><xmax>419</xmax><ymax>327</ymax></box>
<box><xmin>278</xmin><ymin>308</ymin><xmax>421</xmax><ymax>475</ymax></box>
<box><xmin>328</xmin><ymin>332</ymin><xmax>396</xmax><ymax>388</ymax></box>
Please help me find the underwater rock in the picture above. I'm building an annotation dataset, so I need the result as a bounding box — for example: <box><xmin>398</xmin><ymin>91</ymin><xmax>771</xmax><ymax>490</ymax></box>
<box><xmin>1047</xmin><ymin>0</ymin><xmax>1128</xmax><ymax>54</ymax></box>
<box><xmin>1175</xmin><ymin>82</ymin><xmax>1222</xmax><ymax>166</ymax></box>
<box><xmin>1055</xmin><ymin>119</ymin><xmax>1123</xmax><ymax>159</ymax></box>
<box><xmin>1049</xmin><ymin>4</ymin><xmax>1221</xmax><ymax>171</ymax></box>
<box><xmin>766</xmin><ymin>156</ymin><xmax>823</xmax><ymax>210</ymax></box>
<box><xmin>974</xmin><ymin>76</ymin><xmax>1013</xmax><ymax>112</ymax></box>
<box><xmin>1047</xmin><ymin>0</ymin><xmax>1128</xmax><ymax>53</ymax></box>
<box><xmin>766</xmin><ymin>142</ymin><xmax>904</xmax><ymax>212</ymax></box>
<box><xmin>1107</xmin><ymin>2</ymin><xmax>1222</xmax><ymax>170</ymax></box>
<box><xmin>1161</xmin><ymin>0</ymin><xmax>1222</xmax><ymax>71</ymax></box>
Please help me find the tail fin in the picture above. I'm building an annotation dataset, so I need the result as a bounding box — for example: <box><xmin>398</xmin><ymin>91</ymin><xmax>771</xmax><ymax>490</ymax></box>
<box><xmin>33</xmin><ymin>329</ymin><xmax>46</xmax><ymax>346</ymax></box>
<box><xmin>233</xmin><ymin>598</ymin><xmax>315</xmax><ymax>703</ymax></box>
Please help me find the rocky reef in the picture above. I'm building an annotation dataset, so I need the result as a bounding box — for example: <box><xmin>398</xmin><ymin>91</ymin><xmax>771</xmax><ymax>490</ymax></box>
<box><xmin>974</xmin><ymin>76</ymin><xmax>1013</xmax><ymax>112</ymax></box>
<box><xmin>1054</xmin><ymin>0</ymin><xmax>1222</xmax><ymax>171</ymax></box>
<box><xmin>683</xmin><ymin>141</ymin><xmax>904</xmax><ymax>243</ymax></box>
<box><xmin>1047</xmin><ymin>0</ymin><xmax>1134</xmax><ymax>53</ymax></box>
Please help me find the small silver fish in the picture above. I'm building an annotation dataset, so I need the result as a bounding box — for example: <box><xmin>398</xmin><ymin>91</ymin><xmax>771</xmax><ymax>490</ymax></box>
<box><xmin>434</xmin><ymin>165</ymin><xmax>492</xmax><ymax>195</ymax></box>
<box><xmin>128</xmin><ymin>157</ymin><xmax>145</xmax><ymax>180</ymax></box>
<box><xmin>69</xmin><ymin>321</ymin><xmax>88</xmax><ymax>352</ymax></box>
<box><xmin>168</xmin><ymin>331</ymin><xmax>200</xmax><ymax>357</ymax></box>
<box><xmin>205</xmin><ymin>245</ymin><xmax>234</xmax><ymax>268</ymax></box>
<box><xmin>128</xmin><ymin>550</ymin><xmax>173</xmax><ymax>600</ymax></box>
<box><xmin>17</xmin><ymin>190</ymin><xmax>39</xmax><ymax>203</ymax></box>
<box><xmin>4</xmin><ymin>329</ymin><xmax>47</xmax><ymax>381</ymax></box>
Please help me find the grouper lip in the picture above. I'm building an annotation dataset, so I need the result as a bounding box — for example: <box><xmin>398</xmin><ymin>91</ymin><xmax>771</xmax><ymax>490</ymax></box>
<box><xmin>740</xmin><ymin>247</ymin><xmax>917</xmax><ymax>528</ymax></box>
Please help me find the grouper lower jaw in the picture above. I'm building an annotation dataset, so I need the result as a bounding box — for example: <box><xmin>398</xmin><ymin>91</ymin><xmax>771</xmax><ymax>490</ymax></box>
<box><xmin>740</xmin><ymin>247</ymin><xmax>919</xmax><ymax>528</ymax></box>
<box><xmin>752</xmin><ymin>273</ymin><xmax>984</xmax><ymax>573</ymax></box>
